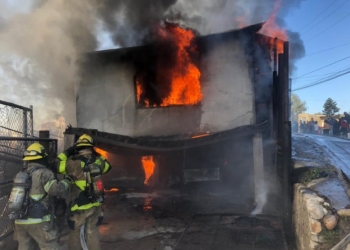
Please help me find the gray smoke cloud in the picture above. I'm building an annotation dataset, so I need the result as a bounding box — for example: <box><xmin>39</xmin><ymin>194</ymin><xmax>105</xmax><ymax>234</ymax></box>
<box><xmin>0</xmin><ymin>0</ymin><xmax>99</xmax><ymax>128</ymax></box>
<box><xmin>0</xmin><ymin>0</ymin><xmax>305</xmax><ymax>128</ymax></box>
<box><xmin>98</xmin><ymin>0</ymin><xmax>306</xmax><ymax>45</ymax></box>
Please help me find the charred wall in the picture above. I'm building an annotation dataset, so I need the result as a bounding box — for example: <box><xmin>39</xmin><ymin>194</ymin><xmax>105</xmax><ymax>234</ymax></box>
<box><xmin>77</xmin><ymin>27</ymin><xmax>265</xmax><ymax>137</ymax></box>
<box><xmin>102</xmin><ymin>135</ymin><xmax>254</xmax><ymax>193</ymax></box>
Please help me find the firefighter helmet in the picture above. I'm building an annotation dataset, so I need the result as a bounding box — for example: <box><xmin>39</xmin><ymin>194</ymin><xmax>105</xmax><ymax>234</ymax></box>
<box><xmin>76</xmin><ymin>134</ymin><xmax>94</xmax><ymax>147</ymax></box>
<box><xmin>23</xmin><ymin>143</ymin><xmax>48</xmax><ymax>161</ymax></box>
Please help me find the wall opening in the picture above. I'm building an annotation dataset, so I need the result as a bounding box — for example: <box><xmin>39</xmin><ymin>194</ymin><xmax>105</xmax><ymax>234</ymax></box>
<box><xmin>134</xmin><ymin>22</ymin><xmax>202</xmax><ymax>108</ymax></box>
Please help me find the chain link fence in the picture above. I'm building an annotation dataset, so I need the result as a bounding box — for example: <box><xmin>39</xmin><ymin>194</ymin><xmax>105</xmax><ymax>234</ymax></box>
<box><xmin>0</xmin><ymin>100</ymin><xmax>58</xmax><ymax>249</ymax></box>
<box><xmin>0</xmin><ymin>100</ymin><xmax>34</xmax><ymax>138</ymax></box>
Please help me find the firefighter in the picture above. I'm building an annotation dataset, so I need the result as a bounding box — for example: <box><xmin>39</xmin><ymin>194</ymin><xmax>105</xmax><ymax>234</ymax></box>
<box><xmin>57</xmin><ymin>134</ymin><xmax>111</xmax><ymax>250</ymax></box>
<box><xmin>10</xmin><ymin>143</ymin><xmax>74</xmax><ymax>250</ymax></box>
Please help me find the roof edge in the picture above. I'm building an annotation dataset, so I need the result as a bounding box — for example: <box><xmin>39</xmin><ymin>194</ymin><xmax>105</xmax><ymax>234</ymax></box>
<box><xmin>90</xmin><ymin>22</ymin><xmax>266</xmax><ymax>55</ymax></box>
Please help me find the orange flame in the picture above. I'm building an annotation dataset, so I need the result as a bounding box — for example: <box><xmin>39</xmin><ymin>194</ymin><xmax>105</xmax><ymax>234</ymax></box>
<box><xmin>94</xmin><ymin>147</ymin><xmax>109</xmax><ymax>160</ymax></box>
<box><xmin>136</xmin><ymin>83</ymin><xmax>142</xmax><ymax>104</ymax></box>
<box><xmin>136</xmin><ymin>23</ymin><xmax>202</xmax><ymax>107</ymax></box>
<box><xmin>258</xmin><ymin>0</ymin><xmax>287</xmax><ymax>55</ymax></box>
<box><xmin>105</xmin><ymin>188</ymin><xmax>119</xmax><ymax>193</ymax></box>
<box><xmin>141</xmin><ymin>156</ymin><xmax>155</xmax><ymax>185</ymax></box>
<box><xmin>192</xmin><ymin>133</ymin><xmax>210</xmax><ymax>139</ymax></box>
<box><xmin>160</xmin><ymin>24</ymin><xmax>202</xmax><ymax>106</ymax></box>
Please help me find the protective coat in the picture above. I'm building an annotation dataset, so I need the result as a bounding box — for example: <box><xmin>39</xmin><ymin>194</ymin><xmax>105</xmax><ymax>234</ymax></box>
<box><xmin>14</xmin><ymin>162</ymin><xmax>70</xmax><ymax>250</ymax></box>
<box><xmin>57</xmin><ymin>149</ymin><xmax>111</xmax><ymax>250</ymax></box>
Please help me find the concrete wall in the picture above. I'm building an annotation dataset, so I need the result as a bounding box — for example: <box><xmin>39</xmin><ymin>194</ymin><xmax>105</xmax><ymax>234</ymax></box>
<box><xmin>78</xmin><ymin>36</ymin><xmax>255</xmax><ymax>137</ymax></box>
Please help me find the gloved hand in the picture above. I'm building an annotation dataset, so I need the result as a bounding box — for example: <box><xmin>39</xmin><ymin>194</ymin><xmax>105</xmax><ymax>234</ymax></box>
<box><xmin>65</xmin><ymin>146</ymin><xmax>76</xmax><ymax>157</ymax></box>
<box><xmin>64</xmin><ymin>175</ymin><xmax>76</xmax><ymax>183</ymax></box>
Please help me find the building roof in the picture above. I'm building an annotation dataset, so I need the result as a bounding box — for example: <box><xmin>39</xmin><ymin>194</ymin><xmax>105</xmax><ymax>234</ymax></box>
<box><xmin>88</xmin><ymin>23</ymin><xmax>265</xmax><ymax>56</ymax></box>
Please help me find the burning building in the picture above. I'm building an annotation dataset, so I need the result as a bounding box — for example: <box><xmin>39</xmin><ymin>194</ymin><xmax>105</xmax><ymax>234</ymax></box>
<box><xmin>64</xmin><ymin>22</ymin><xmax>289</xmax><ymax>200</ymax></box>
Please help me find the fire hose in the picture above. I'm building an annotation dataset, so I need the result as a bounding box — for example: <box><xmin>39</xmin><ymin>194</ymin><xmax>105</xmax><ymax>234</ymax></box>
<box><xmin>80</xmin><ymin>223</ymin><xmax>89</xmax><ymax>250</ymax></box>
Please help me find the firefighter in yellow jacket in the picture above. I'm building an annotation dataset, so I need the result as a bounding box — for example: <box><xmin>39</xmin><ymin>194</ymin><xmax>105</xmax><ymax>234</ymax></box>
<box><xmin>57</xmin><ymin>134</ymin><xmax>111</xmax><ymax>250</ymax></box>
<box><xmin>10</xmin><ymin>143</ymin><xmax>73</xmax><ymax>250</ymax></box>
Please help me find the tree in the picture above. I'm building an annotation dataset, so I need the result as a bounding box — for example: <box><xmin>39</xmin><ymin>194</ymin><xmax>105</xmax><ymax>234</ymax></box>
<box><xmin>322</xmin><ymin>98</ymin><xmax>340</xmax><ymax>116</ymax></box>
<box><xmin>291</xmin><ymin>93</ymin><xmax>308</xmax><ymax>123</ymax></box>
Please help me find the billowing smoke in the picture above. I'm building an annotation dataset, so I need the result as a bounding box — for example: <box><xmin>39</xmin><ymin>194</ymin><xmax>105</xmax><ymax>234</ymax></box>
<box><xmin>287</xmin><ymin>30</ymin><xmax>305</xmax><ymax>73</ymax></box>
<box><xmin>0</xmin><ymin>0</ymin><xmax>99</xmax><ymax>127</ymax></box>
<box><xmin>98</xmin><ymin>0</ymin><xmax>306</xmax><ymax>46</ymax></box>
<box><xmin>0</xmin><ymin>0</ymin><xmax>305</xmax><ymax>128</ymax></box>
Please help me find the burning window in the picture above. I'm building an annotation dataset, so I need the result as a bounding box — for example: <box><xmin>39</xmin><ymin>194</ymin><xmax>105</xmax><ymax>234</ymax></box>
<box><xmin>135</xmin><ymin>22</ymin><xmax>202</xmax><ymax>108</ymax></box>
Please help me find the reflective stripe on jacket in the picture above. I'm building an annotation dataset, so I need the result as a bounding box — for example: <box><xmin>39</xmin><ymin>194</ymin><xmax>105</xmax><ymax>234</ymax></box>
<box><xmin>57</xmin><ymin>150</ymin><xmax>111</xmax><ymax>211</ymax></box>
<box><xmin>15</xmin><ymin>163</ymin><xmax>70</xmax><ymax>225</ymax></box>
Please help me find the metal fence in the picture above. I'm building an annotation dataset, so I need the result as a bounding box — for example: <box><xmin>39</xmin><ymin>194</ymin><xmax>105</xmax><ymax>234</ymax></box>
<box><xmin>0</xmin><ymin>100</ymin><xmax>34</xmax><ymax>138</ymax></box>
<box><xmin>0</xmin><ymin>100</ymin><xmax>58</xmax><ymax>248</ymax></box>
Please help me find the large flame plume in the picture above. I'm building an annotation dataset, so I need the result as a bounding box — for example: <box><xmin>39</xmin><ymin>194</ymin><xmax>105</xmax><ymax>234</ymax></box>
<box><xmin>258</xmin><ymin>0</ymin><xmax>288</xmax><ymax>55</ymax></box>
<box><xmin>136</xmin><ymin>22</ymin><xmax>202</xmax><ymax>107</ymax></box>
<box><xmin>141</xmin><ymin>156</ymin><xmax>155</xmax><ymax>185</ymax></box>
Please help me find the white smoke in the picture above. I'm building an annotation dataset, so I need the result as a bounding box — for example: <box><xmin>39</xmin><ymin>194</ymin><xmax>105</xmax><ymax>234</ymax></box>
<box><xmin>0</xmin><ymin>0</ymin><xmax>99</xmax><ymax>127</ymax></box>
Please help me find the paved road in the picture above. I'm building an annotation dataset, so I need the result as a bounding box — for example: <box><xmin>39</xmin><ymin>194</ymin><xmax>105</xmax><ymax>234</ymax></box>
<box><xmin>308</xmin><ymin>135</ymin><xmax>350</xmax><ymax>177</ymax></box>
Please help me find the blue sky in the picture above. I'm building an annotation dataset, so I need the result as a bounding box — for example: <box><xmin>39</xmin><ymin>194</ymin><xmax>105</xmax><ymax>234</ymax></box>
<box><xmin>285</xmin><ymin>0</ymin><xmax>350</xmax><ymax>114</ymax></box>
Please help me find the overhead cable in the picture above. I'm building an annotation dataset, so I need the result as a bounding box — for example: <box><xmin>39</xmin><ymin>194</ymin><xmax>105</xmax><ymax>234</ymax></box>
<box><xmin>293</xmin><ymin>68</ymin><xmax>350</xmax><ymax>91</ymax></box>
<box><xmin>304</xmin><ymin>42</ymin><xmax>350</xmax><ymax>57</ymax></box>
<box><xmin>306</xmin><ymin>11</ymin><xmax>350</xmax><ymax>42</ymax></box>
<box><xmin>293</xmin><ymin>63</ymin><xmax>350</xmax><ymax>83</ymax></box>
<box><xmin>293</xmin><ymin>55</ymin><xmax>350</xmax><ymax>80</ymax></box>
<box><xmin>301</xmin><ymin>0</ymin><xmax>349</xmax><ymax>35</ymax></box>
<box><xmin>299</xmin><ymin>0</ymin><xmax>339</xmax><ymax>33</ymax></box>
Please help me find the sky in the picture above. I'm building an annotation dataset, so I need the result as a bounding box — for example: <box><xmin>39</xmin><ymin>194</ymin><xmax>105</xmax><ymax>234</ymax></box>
<box><xmin>284</xmin><ymin>0</ymin><xmax>350</xmax><ymax>114</ymax></box>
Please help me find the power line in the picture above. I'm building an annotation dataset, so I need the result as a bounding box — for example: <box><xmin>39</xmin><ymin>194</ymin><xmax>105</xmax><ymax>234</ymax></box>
<box><xmin>304</xmin><ymin>42</ymin><xmax>350</xmax><ymax>57</ymax></box>
<box><xmin>299</xmin><ymin>0</ymin><xmax>340</xmax><ymax>33</ymax></box>
<box><xmin>301</xmin><ymin>0</ymin><xmax>349</xmax><ymax>36</ymax></box>
<box><xmin>306</xmin><ymin>11</ymin><xmax>350</xmax><ymax>42</ymax></box>
<box><xmin>293</xmin><ymin>68</ymin><xmax>350</xmax><ymax>91</ymax></box>
<box><xmin>293</xmin><ymin>63</ymin><xmax>350</xmax><ymax>83</ymax></box>
<box><xmin>293</xmin><ymin>55</ymin><xmax>350</xmax><ymax>80</ymax></box>
<box><xmin>294</xmin><ymin>72</ymin><xmax>342</xmax><ymax>80</ymax></box>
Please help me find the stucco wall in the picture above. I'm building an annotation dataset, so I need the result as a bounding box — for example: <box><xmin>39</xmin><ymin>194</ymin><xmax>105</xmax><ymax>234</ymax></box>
<box><xmin>199</xmin><ymin>37</ymin><xmax>255</xmax><ymax>132</ymax></box>
<box><xmin>77</xmin><ymin>36</ymin><xmax>255</xmax><ymax>137</ymax></box>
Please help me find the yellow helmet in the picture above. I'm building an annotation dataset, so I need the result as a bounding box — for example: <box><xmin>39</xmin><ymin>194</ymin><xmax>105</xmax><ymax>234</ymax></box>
<box><xmin>23</xmin><ymin>143</ymin><xmax>48</xmax><ymax>161</ymax></box>
<box><xmin>76</xmin><ymin>134</ymin><xmax>94</xmax><ymax>147</ymax></box>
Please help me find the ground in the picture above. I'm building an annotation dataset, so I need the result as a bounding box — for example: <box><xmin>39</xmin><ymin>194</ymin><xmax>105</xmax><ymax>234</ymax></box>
<box><xmin>57</xmin><ymin>184</ymin><xmax>257</xmax><ymax>250</ymax></box>
<box><xmin>57</xmin><ymin>180</ymin><xmax>286</xmax><ymax>249</ymax></box>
